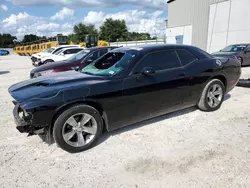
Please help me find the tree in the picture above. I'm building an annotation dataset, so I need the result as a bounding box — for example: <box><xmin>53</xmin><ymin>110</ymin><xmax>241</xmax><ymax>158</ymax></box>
<box><xmin>99</xmin><ymin>18</ymin><xmax>128</xmax><ymax>42</ymax></box>
<box><xmin>127</xmin><ymin>32</ymin><xmax>152</xmax><ymax>41</ymax></box>
<box><xmin>0</xmin><ymin>33</ymin><xmax>17</xmax><ymax>48</ymax></box>
<box><xmin>73</xmin><ymin>23</ymin><xmax>98</xmax><ymax>42</ymax></box>
<box><xmin>22</xmin><ymin>34</ymin><xmax>40</xmax><ymax>43</ymax></box>
<box><xmin>68</xmin><ymin>34</ymin><xmax>78</xmax><ymax>43</ymax></box>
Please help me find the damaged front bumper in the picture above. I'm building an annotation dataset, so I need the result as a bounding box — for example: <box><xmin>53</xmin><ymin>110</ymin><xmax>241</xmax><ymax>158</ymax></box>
<box><xmin>12</xmin><ymin>102</ymin><xmax>45</xmax><ymax>135</ymax></box>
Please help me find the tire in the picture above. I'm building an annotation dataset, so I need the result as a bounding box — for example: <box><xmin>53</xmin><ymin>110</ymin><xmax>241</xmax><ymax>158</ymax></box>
<box><xmin>44</xmin><ymin>60</ymin><xmax>54</xmax><ymax>64</ymax></box>
<box><xmin>237</xmin><ymin>79</ymin><xmax>250</xmax><ymax>88</ymax></box>
<box><xmin>238</xmin><ymin>57</ymin><xmax>243</xmax><ymax>66</ymax></box>
<box><xmin>198</xmin><ymin>79</ymin><xmax>225</xmax><ymax>112</ymax></box>
<box><xmin>53</xmin><ymin>105</ymin><xmax>103</xmax><ymax>153</ymax></box>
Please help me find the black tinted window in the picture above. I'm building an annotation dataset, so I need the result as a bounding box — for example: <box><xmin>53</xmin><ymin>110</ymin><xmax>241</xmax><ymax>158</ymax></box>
<box><xmin>176</xmin><ymin>50</ymin><xmax>197</xmax><ymax>66</ymax></box>
<box><xmin>135</xmin><ymin>50</ymin><xmax>181</xmax><ymax>72</ymax></box>
<box><xmin>71</xmin><ymin>49</ymin><xmax>82</xmax><ymax>53</ymax></box>
<box><xmin>65</xmin><ymin>49</ymin><xmax>82</xmax><ymax>54</ymax></box>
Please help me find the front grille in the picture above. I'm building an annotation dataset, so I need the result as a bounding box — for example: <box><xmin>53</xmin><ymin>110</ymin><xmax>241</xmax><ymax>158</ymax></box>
<box><xmin>17</xmin><ymin>105</ymin><xmax>32</xmax><ymax>121</ymax></box>
<box><xmin>31</xmin><ymin>57</ymin><xmax>37</xmax><ymax>62</ymax></box>
<box><xmin>30</xmin><ymin>72</ymin><xmax>34</xmax><ymax>78</ymax></box>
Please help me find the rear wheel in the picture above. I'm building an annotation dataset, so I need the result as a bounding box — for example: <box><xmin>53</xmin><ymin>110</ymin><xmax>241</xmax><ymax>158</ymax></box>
<box><xmin>53</xmin><ymin>105</ymin><xmax>103</xmax><ymax>153</ymax></box>
<box><xmin>198</xmin><ymin>79</ymin><xmax>225</xmax><ymax>112</ymax></box>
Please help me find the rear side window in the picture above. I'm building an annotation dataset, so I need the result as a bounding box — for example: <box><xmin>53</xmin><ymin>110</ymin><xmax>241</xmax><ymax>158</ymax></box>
<box><xmin>176</xmin><ymin>49</ymin><xmax>197</xmax><ymax>66</ymax></box>
<box><xmin>135</xmin><ymin>50</ymin><xmax>181</xmax><ymax>72</ymax></box>
<box><xmin>64</xmin><ymin>49</ymin><xmax>82</xmax><ymax>54</ymax></box>
<box><xmin>71</xmin><ymin>49</ymin><xmax>82</xmax><ymax>53</ymax></box>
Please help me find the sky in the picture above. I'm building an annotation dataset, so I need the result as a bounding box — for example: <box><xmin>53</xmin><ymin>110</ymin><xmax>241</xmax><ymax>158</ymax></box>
<box><xmin>0</xmin><ymin>0</ymin><xmax>168</xmax><ymax>41</ymax></box>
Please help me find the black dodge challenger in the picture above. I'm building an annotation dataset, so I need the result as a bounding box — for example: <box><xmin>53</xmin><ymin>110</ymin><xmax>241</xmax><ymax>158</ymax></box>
<box><xmin>8</xmin><ymin>44</ymin><xmax>241</xmax><ymax>153</ymax></box>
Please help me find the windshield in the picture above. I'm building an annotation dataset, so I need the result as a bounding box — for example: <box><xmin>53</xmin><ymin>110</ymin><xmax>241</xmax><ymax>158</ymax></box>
<box><xmin>67</xmin><ymin>49</ymin><xmax>90</xmax><ymax>61</ymax></box>
<box><xmin>46</xmin><ymin>48</ymin><xmax>55</xmax><ymax>53</ymax></box>
<box><xmin>221</xmin><ymin>45</ymin><xmax>248</xmax><ymax>52</ymax></box>
<box><xmin>81</xmin><ymin>50</ymin><xmax>139</xmax><ymax>76</ymax></box>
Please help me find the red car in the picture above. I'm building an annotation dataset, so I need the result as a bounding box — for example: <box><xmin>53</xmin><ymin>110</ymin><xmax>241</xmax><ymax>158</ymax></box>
<box><xmin>30</xmin><ymin>46</ymin><xmax>118</xmax><ymax>78</ymax></box>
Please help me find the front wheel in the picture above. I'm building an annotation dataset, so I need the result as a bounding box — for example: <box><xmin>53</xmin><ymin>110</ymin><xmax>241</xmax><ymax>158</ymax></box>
<box><xmin>53</xmin><ymin>105</ymin><xmax>103</xmax><ymax>153</ymax></box>
<box><xmin>198</xmin><ymin>79</ymin><xmax>225</xmax><ymax>112</ymax></box>
<box><xmin>44</xmin><ymin>60</ymin><xmax>54</xmax><ymax>64</ymax></box>
<box><xmin>237</xmin><ymin>57</ymin><xmax>243</xmax><ymax>66</ymax></box>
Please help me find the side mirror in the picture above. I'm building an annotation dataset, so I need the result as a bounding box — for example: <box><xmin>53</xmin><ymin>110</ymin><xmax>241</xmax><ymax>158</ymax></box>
<box><xmin>142</xmin><ymin>67</ymin><xmax>155</xmax><ymax>76</ymax></box>
<box><xmin>71</xmin><ymin>66</ymin><xmax>80</xmax><ymax>71</ymax></box>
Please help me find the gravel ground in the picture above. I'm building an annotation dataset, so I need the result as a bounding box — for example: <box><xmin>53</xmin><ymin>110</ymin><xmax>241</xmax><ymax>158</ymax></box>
<box><xmin>1</xmin><ymin>54</ymin><xmax>250</xmax><ymax>188</ymax></box>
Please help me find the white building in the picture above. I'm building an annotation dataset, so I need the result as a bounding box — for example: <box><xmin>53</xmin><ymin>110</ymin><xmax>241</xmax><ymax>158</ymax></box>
<box><xmin>166</xmin><ymin>0</ymin><xmax>250</xmax><ymax>53</ymax></box>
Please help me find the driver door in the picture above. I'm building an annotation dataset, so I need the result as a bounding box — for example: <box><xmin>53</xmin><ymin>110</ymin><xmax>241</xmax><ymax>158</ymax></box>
<box><xmin>113</xmin><ymin>50</ymin><xmax>190</xmax><ymax>129</ymax></box>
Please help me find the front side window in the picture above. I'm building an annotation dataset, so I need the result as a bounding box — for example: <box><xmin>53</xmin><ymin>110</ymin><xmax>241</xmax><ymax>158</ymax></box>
<box><xmin>68</xmin><ymin>49</ymin><xmax>91</xmax><ymax>61</ymax></box>
<box><xmin>134</xmin><ymin>50</ymin><xmax>181</xmax><ymax>73</ymax></box>
<box><xmin>64</xmin><ymin>49</ymin><xmax>72</xmax><ymax>54</ymax></box>
<box><xmin>176</xmin><ymin>49</ymin><xmax>197</xmax><ymax>66</ymax></box>
<box><xmin>81</xmin><ymin>50</ymin><xmax>138</xmax><ymax>76</ymax></box>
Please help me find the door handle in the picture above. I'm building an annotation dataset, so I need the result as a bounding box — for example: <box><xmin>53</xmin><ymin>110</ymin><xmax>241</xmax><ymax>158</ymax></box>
<box><xmin>177</xmin><ymin>73</ymin><xmax>186</xmax><ymax>77</ymax></box>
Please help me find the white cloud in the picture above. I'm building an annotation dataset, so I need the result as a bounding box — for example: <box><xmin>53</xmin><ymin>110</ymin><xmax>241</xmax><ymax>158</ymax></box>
<box><xmin>1</xmin><ymin>12</ymin><xmax>74</xmax><ymax>40</ymax></box>
<box><xmin>0</xmin><ymin>8</ymin><xmax>166</xmax><ymax>41</ymax></box>
<box><xmin>84</xmin><ymin>10</ymin><xmax>166</xmax><ymax>38</ymax></box>
<box><xmin>2</xmin><ymin>12</ymin><xmax>39</xmax><ymax>28</ymax></box>
<box><xmin>51</xmin><ymin>7</ymin><xmax>75</xmax><ymax>21</ymax></box>
<box><xmin>7</xmin><ymin>0</ymin><xmax>168</xmax><ymax>10</ymax></box>
<box><xmin>0</xmin><ymin>4</ymin><xmax>8</xmax><ymax>11</ymax></box>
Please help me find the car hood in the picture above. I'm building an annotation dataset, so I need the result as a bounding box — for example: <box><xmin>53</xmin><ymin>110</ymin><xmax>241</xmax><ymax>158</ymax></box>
<box><xmin>211</xmin><ymin>51</ymin><xmax>240</xmax><ymax>57</ymax></box>
<box><xmin>8</xmin><ymin>71</ymin><xmax>103</xmax><ymax>105</ymax></box>
<box><xmin>31</xmin><ymin>60</ymin><xmax>70</xmax><ymax>73</ymax></box>
<box><xmin>33</xmin><ymin>52</ymin><xmax>49</xmax><ymax>58</ymax></box>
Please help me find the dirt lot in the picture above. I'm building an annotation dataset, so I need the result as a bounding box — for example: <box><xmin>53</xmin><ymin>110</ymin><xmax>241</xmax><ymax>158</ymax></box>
<box><xmin>1</xmin><ymin>54</ymin><xmax>250</xmax><ymax>188</ymax></box>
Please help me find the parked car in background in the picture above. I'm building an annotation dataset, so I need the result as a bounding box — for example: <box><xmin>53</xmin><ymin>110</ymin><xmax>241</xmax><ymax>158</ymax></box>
<box><xmin>31</xmin><ymin>45</ymin><xmax>81</xmax><ymax>65</ymax></box>
<box><xmin>36</xmin><ymin>47</ymin><xmax>84</xmax><ymax>66</ymax></box>
<box><xmin>212</xmin><ymin>44</ymin><xmax>250</xmax><ymax>66</ymax></box>
<box><xmin>0</xmin><ymin>49</ymin><xmax>9</xmax><ymax>56</ymax></box>
<box><xmin>8</xmin><ymin>44</ymin><xmax>241</xmax><ymax>153</ymax></box>
<box><xmin>30</xmin><ymin>46</ymin><xmax>118</xmax><ymax>78</ymax></box>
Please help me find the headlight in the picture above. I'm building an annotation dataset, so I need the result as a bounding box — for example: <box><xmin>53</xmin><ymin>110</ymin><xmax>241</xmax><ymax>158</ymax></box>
<box><xmin>236</xmin><ymin>57</ymin><xmax>243</xmax><ymax>63</ymax></box>
<box><xmin>34</xmin><ymin>70</ymin><xmax>54</xmax><ymax>78</ymax></box>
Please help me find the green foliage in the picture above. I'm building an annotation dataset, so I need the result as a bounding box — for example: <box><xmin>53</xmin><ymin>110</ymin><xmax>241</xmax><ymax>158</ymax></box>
<box><xmin>22</xmin><ymin>34</ymin><xmax>40</xmax><ymax>43</ymax></box>
<box><xmin>68</xmin><ymin>34</ymin><xmax>78</xmax><ymax>43</ymax></box>
<box><xmin>0</xmin><ymin>34</ymin><xmax>17</xmax><ymax>48</ymax></box>
<box><xmin>99</xmin><ymin>18</ymin><xmax>128</xmax><ymax>42</ymax></box>
<box><xmin>127</xmin><ymin>32</ymin><xmax>152</xmax><ymax>41</ymax></box>
<box><xmin>73</xmin><ymin>23</ymin><xmax>98</xmax><ymax>42</ymax></box>
<box><xmin>99</xmin><ymin>18</ymin><xmax>155</xmax><ymax>42</ymax></box>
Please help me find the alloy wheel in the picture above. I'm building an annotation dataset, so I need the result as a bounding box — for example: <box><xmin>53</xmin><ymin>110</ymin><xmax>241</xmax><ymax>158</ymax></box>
<box><xmin>62</xmin><ymin>113</ymin><xmax>97</xmax><ymax>147</ymax></box>
<box><xmin>207</xmin><ymin>84</ymin><xmax>223</xmax><ymax>108</ymax></box>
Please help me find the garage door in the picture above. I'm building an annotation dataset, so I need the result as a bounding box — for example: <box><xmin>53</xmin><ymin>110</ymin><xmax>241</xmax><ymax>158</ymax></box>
<box><xmin>207</xmin><ymin>0</ymin><xmax>250</xmax><ymax>53</ymax></box>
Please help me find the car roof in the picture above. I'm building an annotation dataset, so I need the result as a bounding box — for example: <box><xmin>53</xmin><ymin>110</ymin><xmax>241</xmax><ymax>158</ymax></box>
<box><xmin>54</xmin><ymin>45</ymin><xmax>81</xmax><ymax>49</ymax></box>
<box><xmin>115</xmin><ymin>44</ymin><xmax>198</xmax><ymax>53</ymax></box>
<box><xmin>85</xmin><ymin>46</ymin><xmax>119</xmax><ymax>51</ymax></box>
<box><xmin>60</xmin><ymin>47</ymin><xmax>84</xmax><ymax>51</ymax></box>
<box><xmin>112</xmin><ymin>44</ymin><xmax>212</xmax><ymax>59</ymax></box>
<box><xmin>227</xmin><ymin>44</ymin><xmax>250</xmax><ymax>46</ymax></box>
